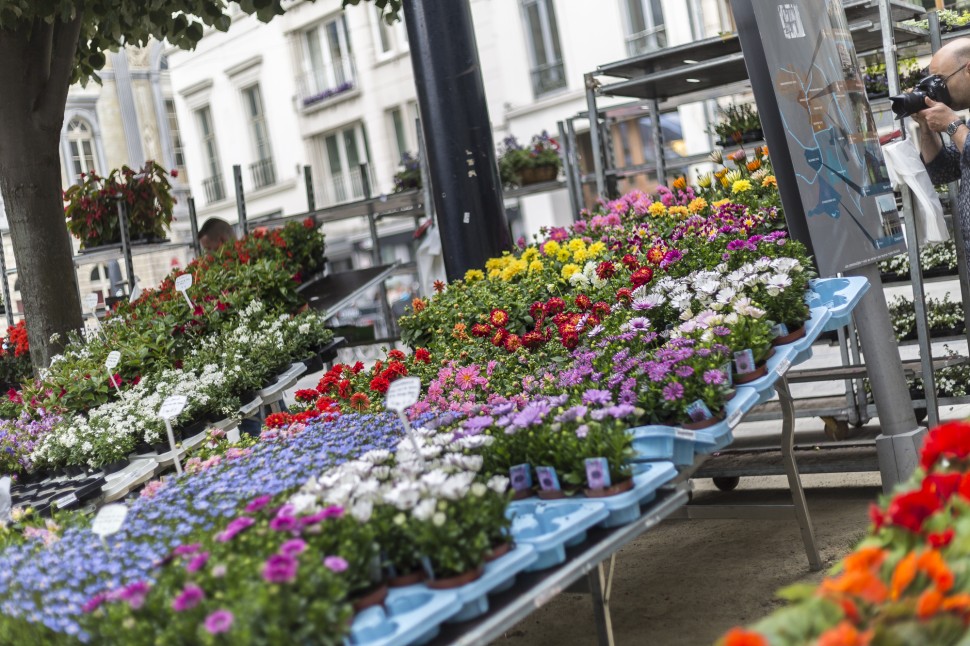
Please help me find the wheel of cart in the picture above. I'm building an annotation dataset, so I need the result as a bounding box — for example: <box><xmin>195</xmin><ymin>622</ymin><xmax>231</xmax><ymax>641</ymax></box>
<box><xmin>712</xmin><ymin>477</ymin><xmax>740</xmax><ymax>491</ymax></box>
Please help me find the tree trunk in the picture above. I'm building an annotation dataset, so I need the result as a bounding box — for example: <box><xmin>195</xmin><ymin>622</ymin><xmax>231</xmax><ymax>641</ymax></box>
<box><xmin>0</xmin><ymin>24</ymin><xmax>84</xmax><ymax>369</ymax></box>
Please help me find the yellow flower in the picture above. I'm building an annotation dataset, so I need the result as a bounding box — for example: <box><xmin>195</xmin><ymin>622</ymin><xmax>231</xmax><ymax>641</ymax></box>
<box><xmin>464</xmin><ymin>269</ymin><xmax>484</xmax><ymax>282</ymax></box>
<box><xmin>668</xmin><ymin>205</ymin><xmax>689</xmax><ymax>219</ymax></box>
<box><xmin>543</xmin><ymin>240</ymin><xmax>561</xmax><ymax>256</ymax></box>
<box><xmin>712</xmin><ymin>198</ymin><xmax>731</xmax><ymax>208</ymax></box>
<box><xmin>725</xmin><ymin>170</ymin><xmax>743</xmax><ymax>184</ymax></box>
<box><xmin>488</xmin><ymin>269</ymin><xmax>502</xmax><ymax>280</ymax></box>
<box><xmin>485</xmin><ymin>257</ymin><xmax>503</xmax><ymax>272</ymax></box>
<box><xmin>501</xmin><ymin>259</ymin><xmax>527</xmax><ymax>281</ymax></box>
<box><xmin>572</xmin><ymin>248</ymin><xmax>588</xmax><ymax>263</ymax></box>
<box><xmin>529</xmin><ymin>259</ymin><xmax>544</xmax><ymax>274</ymax></box>
<box><xmin>567</xmin><ymin>238</ymin><xmax>586</xmax><ymax>253</ymax></box>
<box><xmin>561</xmin><ymin>263</ymin><xmax>581</xmax><ymax>280</ymax></box>
<box><xmin>688</xmin><ymin>197</ymin><xmax>708</xmax><ymax>213</ymax></box>
<box><xmin>697</xmin><ymin>174</ymin><xmax>713</xmax><ymax>188</ymax></box>
<box><xmin>648</xmin><ymin>202</ymin><xmax>666</xmax><ymax>217</ymax></box>
<box><xmin>556</xmin><ymin>248</ymin><xmax>571</xmax><ymax>263</ymax></box>
<box><xmin>731</xmin><ymin>179</ymin><xmax>753</xmax><ymax>194</ymax></box>
<box><xmin>762</xmin><ymin>175</ymin><xmax>777</xmax><ymax>188</ymax></box>
<box><xmin>522</xmin><ymin>247</ymin><xmax>539</xmax><ymax>262</ymax></box>
<box><xmin>587</xmin><ymin>241</ymin><xmax>606</xmax><ymax>257</ymax></box>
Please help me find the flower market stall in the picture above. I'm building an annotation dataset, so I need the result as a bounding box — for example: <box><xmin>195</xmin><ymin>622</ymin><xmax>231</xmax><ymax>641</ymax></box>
<box><xmin>0</xmin><ymin>138</ymin><xmax>879</xmax><ymax>645</ymax></box>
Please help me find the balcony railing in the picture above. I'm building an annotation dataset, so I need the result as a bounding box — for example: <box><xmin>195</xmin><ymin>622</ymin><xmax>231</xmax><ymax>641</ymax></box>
<box><xmin>530</xmin><ymin>61</ymin><xmax>567</xmax><ymax>96</ymax></box>
<box><xmin>298</xmin><ymin>59</ymin><xmax>357</xmax><ymax>108</ymax></box>
<box><xmin>202</xmin><ymin>175</ymin><xmax>225</xmax><ymax>204</ymax></box>
<box><xmin>626</xmin><ymin>26</ymin><xmax>667</xmax><ymax>57</ymax></box>
<box><xmin>250</xmin><ymin>158</ymin><xmax>276</xmax><ymax>190</ymax></box>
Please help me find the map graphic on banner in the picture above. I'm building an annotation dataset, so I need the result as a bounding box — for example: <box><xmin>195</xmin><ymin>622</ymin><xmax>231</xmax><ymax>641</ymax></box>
<box><xmin>756</xmin><ymin>0</ymin><xmax>905</xmax><ymax>274</ymax></box>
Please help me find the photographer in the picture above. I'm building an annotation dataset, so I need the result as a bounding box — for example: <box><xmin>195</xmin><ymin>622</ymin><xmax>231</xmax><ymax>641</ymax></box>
<box><xmin>918</xmin><ymin>41</ymin><xmax>970</xmax><ymax>235</ymax></box>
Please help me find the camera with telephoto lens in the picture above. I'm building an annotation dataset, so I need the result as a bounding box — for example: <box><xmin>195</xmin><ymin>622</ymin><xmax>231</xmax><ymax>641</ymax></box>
<box><xmin>890</xmin><ymin>75</ymin><xmax>951</xmax><ymax>117</ymax></box>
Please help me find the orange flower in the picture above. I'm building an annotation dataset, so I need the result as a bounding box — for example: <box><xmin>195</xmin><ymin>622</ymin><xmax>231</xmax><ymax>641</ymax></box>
<box><xmin>412</xmin><ymin>297</ymin><xmax>426</xmax><ymax>313</ymax></box>
<box><xmin>917</xmin><ymin>549</ymin><xmax>954</xmax><ymax>593</ymax></box>
<box><xmin>917</xmin><ymin>588</ymin><xmax>944</xmax><ymax>619</ymax></box>
<box><xmin>817</xmin><ymin>621</ymin><xmax>873</xmax><ymax>646</ymax></box>
<box><xmin>890</xmin><ymin>552</ymin><xmax>918</xmax><ymax>601</ymax></box>
<box><xmin>942</xmin><ymin>592</ymin><xmax>970</xmax><ymax>614</ymax></box>
<box><xmin>672</xmin><ymin>176</ymin><xmax>687</xmax><ymax>191</ymax></box>
<box><xmin>720</xmin><ymin>627</ymin><xmax>769</xmax><ymax>646</ymax></box>
<box><xmin>746</xmin><ymin>159</ymin><xmax>761</xmax><ymax>172</ymax></box>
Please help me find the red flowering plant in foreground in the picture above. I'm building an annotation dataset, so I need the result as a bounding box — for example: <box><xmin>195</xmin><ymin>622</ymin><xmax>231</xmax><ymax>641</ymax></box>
<box><xmin>0</xmin><ymin>321</ymin><xmax>31</xmax><ymax>390</ymax></box>
<box><xmin>719</xmin><ymin>420</ymin><xmax>970</xmax><ymax>645</ymax></box>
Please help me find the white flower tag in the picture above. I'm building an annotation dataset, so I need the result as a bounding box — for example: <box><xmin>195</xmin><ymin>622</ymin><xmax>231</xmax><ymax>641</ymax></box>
<box><xmin>104</xmin><ymin>351</ymin><xmax>121</xmax><ymax>370</ymax></box>
<box><xmin>92</xmin><ymin>504</ymin><xmax>128</xmax><ymax>538</ymax></box>
<box><xmin>158</xmin><ymin>395</ymin><xmax>188</xmax><ymax>420</ymax></box>
<box><xmin>82</xmin><ymin>293</ymin><xmax>99</xmax><ymax>313</ymax></box>
<box><xmin>385</xmin><ymin>377</ymin><xmax>421</xmax><ymax>412</ymax></box>
<box><xmin>175</xmin><ymin>273</ymin><xmax>194</xmax><ymax>308</ymax></box>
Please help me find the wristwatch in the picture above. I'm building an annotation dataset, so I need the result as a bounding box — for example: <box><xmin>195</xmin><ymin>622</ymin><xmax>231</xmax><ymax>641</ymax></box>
<box><xmin>946</xmin><ymin>117</ymin><xmax>967</xmax><ymax>136</ymax></box>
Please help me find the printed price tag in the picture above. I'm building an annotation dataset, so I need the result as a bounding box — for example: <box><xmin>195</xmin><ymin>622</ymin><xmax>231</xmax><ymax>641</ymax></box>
<box><xmin>83</xmin><ymin>293</ymin><xmax>99</xmax><ymax>313</ymax></box>
<box><xmin>0</xmin><ymin>476</ymin><xmax>10</xmax><ymax>524</ymax></box>
<box><xmin>55</xmin><ymin>493</ymin><xmax>77</xmax><ymax>509</ymax></box>
<box><xmin>174</xmin><ymin>274</ymin><xmax>193</xmax><ymax>292</ymax></box>
<box><xmin>727</xmin><ymin>409</ymin><xmax>744</xmax><ymax>429</ymax></box>
<box><xmin>776</xmin><ymin>358</ymin><xmax>792</xmax><ymax>376</ymax></box>
<box><xmin>385</xmin><ymin>377</ymin><xmax>421</xmax><ymax>412</ymax></box>
<box><xmin>104</xmin><ymin>351</ymin><xmax>121</xmax><ymax>370</ymax></box>
<box><xmin>675</xmin><ymin>428</ymin><xmax>697</xmax><ymax>442</ymax></box>
<box><xmin>92</xmin><ymin>504</ymin><xmax>128</xmax><ymax>538</ymax></box>
<box><xmin>158</xmin><ymin>395</ymin><xmax>188</xmax><ymax>420</ymax></box>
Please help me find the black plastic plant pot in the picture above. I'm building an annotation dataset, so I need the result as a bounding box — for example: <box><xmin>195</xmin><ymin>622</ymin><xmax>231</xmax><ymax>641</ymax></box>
<box><xmin>133</xmin><ymin>443</ymin><xmax>155</xmax><ymax>457</ymax></box>
<box><xmin>102</xmin><ymin>458</ymin><xmax>130</xmax><ymax>475</ymax></box>
<box><xmin>180</xmin><ymin>419</ymin><xmax>207</xmax><ymax>440</ymax></box>
<box><xmin>76</xmin><ymin>478</ymin><xmax>106</xmax><ymax>502</ymax></box>
<box><xmin>302</xmin><ymin>353</ymin><xmax>324</xmax><ymax>374</ymax></box>
<box><xmin>64</xmin><ymin>465</ymin><xmax>85</xmax><ymax>477</ymax></box>
<box><xmin>204</xmin><ymin>410</ymin><xmax>223</xmax><ymax>424</ymax></box>
<box><xmin>152</xmin><ymin>441</ymin><xmax>174</xmax><ymax>454</ymax></box>
<box><xmin>237</xmin><ymin>389</ymin><xmax>258</xmax><ymax>404</ymax></box>
<box><xmin>34</xmin><ymin>502</ymin><xmax>52</xmax><ymax>518</ymax></box>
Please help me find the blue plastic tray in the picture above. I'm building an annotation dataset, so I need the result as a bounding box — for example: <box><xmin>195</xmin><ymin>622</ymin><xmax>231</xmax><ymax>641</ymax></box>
<box><xmin>508</xmin><ymin>500</ymin><xmax>610</xmax><ymax>571</ymax></box>
<box><xmin>348</xmin><ymin>587</ymin><xmax>462</xmax><ymax>646</ymax></box>
<box><xmin>628</xmin><ymin>426</ymin><xmax>694</xmax><ymax>465</ymax></box>
<box><xmin>809</xmin><ymin>277</ymin><xmax>869</xmax><ymax>332</ymax></box>
<box><xmin>446</xmin><ymin>543</ymin><xmax>538</xmax><ymax>622</ymax></box>
<box><xmin>535</xmin><ymin>461</ymin><xmax>677</xmax><ymax>528</ymax></box>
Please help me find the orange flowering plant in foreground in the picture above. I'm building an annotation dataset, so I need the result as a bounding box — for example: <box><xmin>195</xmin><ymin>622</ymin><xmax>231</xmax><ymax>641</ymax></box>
<box><xmin>718</xmin><ymin>421</ymin><xmax>970</xmax><ymax>645</ymax></box>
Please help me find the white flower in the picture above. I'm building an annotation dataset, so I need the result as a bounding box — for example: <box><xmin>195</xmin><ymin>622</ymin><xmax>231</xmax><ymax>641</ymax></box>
<box><xmin>360</xmin><ymin>449</ymin><xmax>392</xmax><ymax>465</ymax></box>
<box><xmin>412</xmin><ymin>497</ymin><xmax>437</xmax><ymax>522</ymax></box>
<box><xmin>470</xmin><ymin>482</ymin><xmax>488</xmax><ymax>497</ymax></box>
<box><xmin>765</xmin><ymin>273</ymin><xmax>792</xmax><ymax>296</ymax></box>
<box><xmin>432</xmin><ymin>511</ymin><xmax>447</xmax><ymax>527</ymax></box>
<box><xmin>487</xmin><ymin>475</ymin><xmax>510</xmax><ymax>494</ymax></box>
<box><xmin>351</xmin><ymin>500</ymin><xmax>373</xmax><ymax>523</ymax></box>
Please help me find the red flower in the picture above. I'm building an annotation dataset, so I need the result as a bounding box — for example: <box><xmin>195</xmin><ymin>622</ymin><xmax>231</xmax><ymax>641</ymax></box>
<box><xmin>575</xmin><ymin>294</ymin><xmax>592</xmax><ymax>311</ymax></box>
<box><xmin>616</xmin><ymin>288</ymin><xmax>633</xmax><ymax>304</ymax></box>
<box><xmin>6</xmin><ymin>388</ymin><xmax>21</xmax><ymax>404</ymax></box>
<box><xmin>522</xmin><ymin>330</ymin><xmax>545</xmax><ymax>350</ymax></box>
<box><xmin>621</xmin><ymin>254</ymin><xmax>639</xmax><ymax>271</ymax></box>
<box><xmin>132</xmin><ymin>376</ymin><xmax>141</xmax><ymax>386</ymax></box>
<box><xmin>265</xmin><ymin>413</ymin><xmax>291</xmax><ymax>428</ymax></box>
<box><xmin>303</xmin><ymin>217</ymin><xmax>315</xmax><ymax>229</ymax></box>
<box><xmin>646</xmin><ymin>245</ymin><xmax>666</xmax><ymax>265</ymax></box>
<box><xmin>503</xmin><ymin>334</ymin><xmax>522</xmax><ymax>352</ymax></box>
<box><xmin>352</xmin><ymin>362</ymin><xmax>365</xmax><ymax>374</ymax></box>
<box><xmin>337</xmin><ymin>380</ymin><xmax>353</xmax><ymax>399</ymax></box>
<box><xmin>491</xmin><ymin>329</ymin><xmax>508</xmax><ymax>346</ymax></box>
<box><xmin>561</xmin><ymin>332</ymin><xmax>580</xmax><ymax>350</ymax></box>
<box><xmin>596</xmin><ymin>261</ymin><xmax>617</xmax><ymax>280</ymax></box>
<box><xmin>315</xmin><ymin>396</ymin><xmax>338</xmax><ymax>411</ymax></box>
<box><xmin>593</xmin><ymin>301</ymin><xmax>611</xmax><ymax>317</ymax></box>
<box><xmin>384</xmin><ymin>361</ymin><xmax>408</xmax><ymax>378</ymax></box>
<box><xmin>929</xmin><ymin>528</ymin><xmax>956</xmax><ymax>548</ymax></box>
<box><xmin>388</xmin><ymin>349</ymin><xmax>406</xmax><ymax>361</ymax></box>
<box><xmin>350</xmin><ymin>392</ymin><xmax>371</xmax><ymax>411</ymax></box>
<box><xmin>170</xmin><ymin>169</ymin><xmax>179</xmax><ymax>178</ymax></box>
<box><xmin>631</xmin><ymin>267</ymin><xmax>654</xmax><ymax>288</ymax></box>
<box><xmin>291</xmin><ymin>273</ymin><xmax>303</xmax><ymax>284</ymax></box>
<box><xmin>369</xmin><ymin>376</ymin><xmax>390</xmax><ymax>394</ymax></box>
<box><xmin>294</xmin><ymin>389</ymin><xmax>319</xmax><ymax>403</ymax></box>
<box><xmin>920</xmin><ymin>421</ymin><xmax>970</xmax><ymax>470</ymax></box>
<box><xmin>193</xmin><ymin>305</ymin><xmax>205</xmax><ymax>317</ymax></box>
<box><xmin>414</xmin><ymin>348</ymin><xmax>431</xmax><ymax>363</ymax></box>
<box><xmin>471</xmin><ymin>323</ymin><xmax>492</xmax><ymax>338</ymax></box>
<box><xmin>924</xmin><ymin>472</ymin><xmax>962</xmax><ymax>504</ymax></box>
<box><xmin>885</xmin><ymin>487</ymin><xmax>943</xmax><ymax>533</ymax></box>
<box><xmin>215</xmin><ymin>302</ymin><xmax>228</xmax><ymax>312</ymax></box>
<box><xmin>109</xmin><ymin>374</ymin><xmax>123</xmax><ymax>388</ymax></box>
<box><xmin>433</xmin><ymin>280</ymin><xmax>446</xmax><ymax>293</ymax></box>
<box><xmin>412</xmin><ymin>298</ymin><xmax>427</xmax><ymax>313</ymax></box>
<box><xmin>544</xmin><ymin>297</ymin><xmax>565</xmax><ymax>315</ymax></box>
<box><xmin>529</xmin><ymin>301</ymin><xmax>545</xmax><ymax>320</ymax></box>
<box><xmin>489</xmin><ymin>309</ymin><xmax>510</xmax><ymax>328</ymax></box>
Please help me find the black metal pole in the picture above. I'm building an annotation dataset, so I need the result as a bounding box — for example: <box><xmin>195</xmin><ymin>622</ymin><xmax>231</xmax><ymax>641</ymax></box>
<box><xmin>233</xmin><ymin>164</ymin><xmax>248</xmax><ymax>238</ymax></box>
<box><xmin>187</xmin><ymin>196</ymin><xmax>201</xmax><ymax>258</ymax></box>
<box><xmin>402</xmin><ymin>0</ymin><xmax>512</xmax><ymax>281</ymax></box>
<box><xmin>304</xmin><ymin>165</ymin><xmax>316</xmax><ymax>213</ymax></box>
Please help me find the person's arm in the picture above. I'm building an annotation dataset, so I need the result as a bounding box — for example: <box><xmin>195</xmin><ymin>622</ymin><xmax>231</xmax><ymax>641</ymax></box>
<box><xmin>916</xmin><ymin>98</ymin><xmax>965</xmax><ymax>184</ymax></box>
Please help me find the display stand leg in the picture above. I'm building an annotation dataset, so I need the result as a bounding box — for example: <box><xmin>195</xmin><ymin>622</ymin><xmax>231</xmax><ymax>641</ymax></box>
<box><xmin>649</xmin><ymin>97</ymin><xmax>666</xmax><ymax>187</ymax></box>
<box><xmin>565</xmin><ymin>118</ymin><xmax>585</xmax><ymax>218</ymax></box>
<box><xmin>846</xmin><ymin>320</ymin><xmax>870</xmax><ymax>425</ymax></box>
<box><xmin>361</xmin><ymin>164</ymin><xmax>396</xmax><ymax>340</ymax></box>
<box><xmin>187</xmin><ymin>197</ymin><xmax>201</xmax><ymax>259</ymax></box>
<box><xmin>584</xmin><ymin>74</ymin><xmax>605</xmax><ymax>199</ymax></box>
<box><xmin>233</xmin><ymin>165</ymin><xmax>249</xmax><ymax>238</ymax></box>
<box><xmin>777</xmin><ymin>377</ymin><xmax>822</xmax><ymax>571</ymax></box>
<box><xmin>836</xmin><ymin>326</ymin><xmax>860</xmax><ymax>426</ymax></box>
<box><xmin>587</xmin><ymin>556</ymin><xmax>616</xmax><ymax>646</ymax></box>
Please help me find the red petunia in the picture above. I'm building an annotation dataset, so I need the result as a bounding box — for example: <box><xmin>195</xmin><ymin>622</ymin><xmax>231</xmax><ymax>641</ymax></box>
<box><xmin>631</xmin><ymin>267</ymin><xmax>654</xmax><ymax>288</ymax></box>
<box><xmin>489</xmin><ymin>309</ymin><xmax>510</xmax><ymax>328</ymax></box>
<box><xmin>303</xmin><ymin>217</ymin><xmax>316</xmax><ymax>229</ymax></box>
<box><xmin>414</xmin><ymin>348</ymin><xmax>431</xmax><ymax>363</ymax></box>
<box><xmin>315</xmin><ymin>397</ymin><xmax>338</xmax><ymax>412</ymax></box>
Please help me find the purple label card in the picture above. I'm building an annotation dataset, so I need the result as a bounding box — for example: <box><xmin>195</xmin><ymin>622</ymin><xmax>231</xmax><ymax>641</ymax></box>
<box><xmin>733</xmin><ymin>348</ymin><xmax>755</xmax><ymax>375</ymax></box>
<box><xmin>509</xmin><ymin>463</ymin><xmax>533</xmax><ymax>492</ymax></box>
<box><xmin>535</xmin><ymin>466</ymin><xmax>561</xmax><ymax>492</ymax></box>
<box><xmin>721</xmin><ymin>361</ymin><xmax>734</xmax><ymax>387</ymax></box>
<box><xmin>686</xmin><ymin>399</ymin><xmax>713</xmax><ymax>422</ymax></box>
<box><xmin>770</xmin><ymin>323</ymin><xmax>789</xmax><ymax>338</ymax></box>
<box><xmin>585</xmin><ymin>457</ymin><xmax>611</xmax><ymax>490</ymax></box>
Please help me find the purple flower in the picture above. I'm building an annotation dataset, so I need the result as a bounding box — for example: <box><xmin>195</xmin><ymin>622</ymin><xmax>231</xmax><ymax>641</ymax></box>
<box><xmin>173</xmin><ymin>543</ymin><xmax>202</xmax><ymax>556</ymax></box>
<box><xmin>703</xmin><ymin>369</ymin><xmax>726</xmax><ymax>385</ymax></box>
<box><xmin>280</xmin><ymin>539</ymin><xmax>307</xmax><ymax>557</ymax></box>
<box><xmin>245</xmin><ymin>495</ymin><xmax>272</xmax><ymax>514</ymax></box>
<box><xmin>582</xmin><ymin>389</ymin><xmax>613</xmax><ymax>406</ymax></box>
<box><xmin>82</xmin><ymin>593</ymin><xmax>107</xmax><ymax>614</ymax></box>
<box><xmin>262</xmin><ymin>554</ymin><xmax>299</xmax><ymax>584</ymax></box>
<box><xmin>115</xmin><ymin>581</ymin><xmax>150</xmax><ymax>610</ymax></box>
<box><xmin>712</xmin><ymin>326</ymin><xmax>731</xmax><ymax>337</ymax></box>
<box><xmin>324</xmin><ymin>555</ymin><xmax>349</xmax><ymax>572</ymax></box>
<box><xmin>462</xmin><ymin>415</ymin><xmax>494</xmax><ymax>434</ymax></box>
<box><xmin>186</xmin><ymin>551</ymin><xmax>210</xmax><ymax>573</ymax></box>
<box><xmin>555</xmin><ymin>405</ymin><xmax>588</xmax><ymax>423</ymax></box>
<box><xmin>575</xmin><ymin>424</ymin><xmax>589</xmax><ymax>439</ymax></box>
<box><xmin>607</xmin><ymin>404</ymin><xmax>636</xmax><ymax>419</ymax></box>
<box><xmin>662</xmin><ymin>382</ymin><xmax>685</xmax><ymax>401</ymax></box>
<box><xmin>512</xmin><ymin>403</ymin><xmax>548</xmax><ymax>428</ymax></box>
<box><xmin>216</xmin><ymin>516</ymin><xmax>255</xmax><ymax>542</ymax></box>
<box><xmin>674</xmin><ymin>365</ymin><xmax>694</xmax><ymax>378</ymax></box>
<box><xmin>205</xmin><ymin>610</ymin><xmax>234</xmax><ymax>634</ymax></box>
<box><xmin>172</xmin><ymin>584</ymin><xmax>205</xmax><ymax>612</ymax></box>
<box><xmin>645</xmin><ymin>362</ymin><xmax>671</xmax><ymax>382</ymax></box>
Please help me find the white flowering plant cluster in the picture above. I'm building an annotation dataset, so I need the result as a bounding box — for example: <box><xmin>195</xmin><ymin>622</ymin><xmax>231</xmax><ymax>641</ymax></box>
<box><xmin>293</xmin><ymin>428</ymin><xmax>510</xmax><ymax>580</ymax></box>
<box><xmin>879</xmin><ymin>240</ymin><xmax>958</xmax><ymax>280</ymax></box>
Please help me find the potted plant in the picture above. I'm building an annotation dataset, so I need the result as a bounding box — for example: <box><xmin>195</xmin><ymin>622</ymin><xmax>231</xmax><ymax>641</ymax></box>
<box><xmin>710</xmin><ymin>104</ymin><xmax>762</xmax><ymax>147</ymax></box>
<box><xmin>392</xmin><ymin>152</ymin><xmax>421</xmax><ymax>192</ymax></box>
<box><xmin>64</xmin><ymin>161</ymin><xmax>177</xmax><ymax>250</ymax></box>
<box><xmin>498</xmin><ymin>132</ymin><xmax>562</xmax><ymax>188</ymax></box>
<box><xmin>863</xmin><ymin>64</ymin><xmax>889</xmax><ymax>99</ymax></box>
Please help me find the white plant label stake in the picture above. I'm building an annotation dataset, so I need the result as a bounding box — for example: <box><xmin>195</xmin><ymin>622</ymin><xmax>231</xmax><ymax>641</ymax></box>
<box><xmin>92</xmin><ymin>503</ymin><xmax>128</xmax><ymax>552</ymax></box>
<box><xmin>104</xmin><ymin>350</ymin><xmax>123</xmax><ymax>399</ymax></box>
<box><xmin>0</xmin><ymin>476</ymin><xmax>10</xmax><ymax>526</ymax></box>
<box><xmin>83</xmin><ymin>292</ymin><xmax>106</xmax><ymax>339</ymax></box>
<box><xmin>174</xmin><ymin>273</ymin><xmax>194</xmax><ymax>309</ymax></box>
<box><xmin>129</xmin><ymin>275</ymin><xmax>142</xmax><ymax>303</ymax></box>
<box><xmin>385</xmin><ymin>377</ymin><xmax>424</xmax><ymax>467</ymax></box>
<box><xmin>158</xmin><ymin>395</ymin><xmax>188</xmax><ymax>475</ymax></box>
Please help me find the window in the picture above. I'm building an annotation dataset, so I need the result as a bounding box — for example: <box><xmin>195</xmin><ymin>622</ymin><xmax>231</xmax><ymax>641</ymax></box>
<box><xmin>624</xmin><ymin>0</ymin><xmax>666</xmax><ymax>55</ymax></box>
<box><xmin>388</xmin><ymin>107</ymin><xmax>408</xmax><ymax>164</ymax></box>
<box><xmin>301</xmin><ymin>15</ymin><xmax>356</xmax><ymax>107</ymax></box>
<box><xmin>195</xmin><ymin>106</ymin><xmax>225</xmax><ymax>204</ymax></box>
<box><xmin>165</xmin><ymin>100</ymin><xmax>187</xmax><ymax>180</ymax></box>
<box><xmin>522</xmin><ymin>0</ymin><xmax>566</xmax><ymax>96</ymax></box>
<box><xmin>242</xmin><ymin>85</ymin><xmax>275</xmax><ymax>189</ymax></box>
<box><xmin>66</xmin><ymin>118</ymin><xmax>98</xmax><ymax>180</ymax></box>
<box><xmin>372</xmin><ymin>5</ymin><xmax>408</xmax><ymax>57</ymax></box>
<box><xmin>313</xmin><ymin>123</ymin><xmax>372</xmax><ymax>205</ymax></box>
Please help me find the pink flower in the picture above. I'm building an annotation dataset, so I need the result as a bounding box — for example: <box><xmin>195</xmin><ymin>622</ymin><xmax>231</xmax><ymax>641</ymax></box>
<box><xmin>216</xmin><ymin>516</ymin><xmax>255</xmax><ymax>542</ymax></box>
<box><xmin>204</xmin><ymin>609</ymin><xmax>234</xmax><ymax>634</ymax></box>
<box><xmin>263</xmin><ymin>554</ymin><xmax>298</xmax><ymax>584</ymax></box>
<box><xmin>140</xmin><ymin>479</ymin><xmax>167</xmax><ymax>499</ymax></box>
<box><xmin>172</xmin><ymin>584</ymin><xmax>205</xmax><ymax>612</ymax></box>
<box><xmin>186</xmin><ymin>552</ymin><xmax>210</xmax><ymax>573</ymax></box>
<box><xmin>245</xmin><ymin>495</ymin><xmax>272</xmax><ymax>514</ymax></box>
<box><xmin>324</xmin><ymin>556</ymin><xmax>349</xmax><ymax>573</ymax></box>
<box><xmin>280</xmin><ymin>539</ymin><xmax>307</xmax><ymax>556</ymax></box>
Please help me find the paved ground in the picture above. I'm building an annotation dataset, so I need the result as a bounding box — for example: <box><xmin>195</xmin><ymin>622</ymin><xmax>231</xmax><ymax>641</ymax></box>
<box><xmin>492</xmin><ymin>472</ymin><xmax>882</xmax><ymax>646</ymax></box>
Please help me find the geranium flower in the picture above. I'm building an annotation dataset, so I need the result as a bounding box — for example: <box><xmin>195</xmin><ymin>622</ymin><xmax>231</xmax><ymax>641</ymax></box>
<box><xmin>920</xmin><ymin>420</ymin><xmax>970</xmax><ymax>470</ymax></box>
<box><xmin>369</xmin><ymin>376</ymin><xmax>390</xmax><ymax>394</ymax></box>
<box><xmin>721</xmin><ymin>627</ymin><xmax>769</xmax><ymax>646</ymax></box>
<box><xmin>414</xmin><ymin>347</ymin><xmax>431</xmax><ymax>363</ymax></box>
<box><xmin>294</xmin><ymin>389</ymin><xmax>319</xmax><ymax>403</ymax></box>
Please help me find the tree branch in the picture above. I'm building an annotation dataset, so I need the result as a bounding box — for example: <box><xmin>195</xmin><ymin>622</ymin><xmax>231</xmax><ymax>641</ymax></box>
<box><xmin>34</xmin><ymin>12</ymin><xmax>83</xmax><ymax>125</ymax></box>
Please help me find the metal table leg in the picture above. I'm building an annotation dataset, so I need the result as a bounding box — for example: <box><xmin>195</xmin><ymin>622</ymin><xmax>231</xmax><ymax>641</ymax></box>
<box><xmin>776</xmin><ymin>377</ymin><xmax>823</xmax><ymax>571</ymax></box>
<box><xmin>587</xmin><ymin>555</ymin><xmax>616</xmax><ymax>646</ymax></box>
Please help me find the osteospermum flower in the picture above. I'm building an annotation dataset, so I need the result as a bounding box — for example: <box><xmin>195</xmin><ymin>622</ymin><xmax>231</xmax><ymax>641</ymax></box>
<box><xmin>489</xmin><ymin>309</ymin><xmax>510</xmax><ymax>328</ymax></box>
<box><xmin>262</xmin><ymin>554</ymin><xmax>298</xmax><ymax>584</ymax></box>
<box><xmin>662</xmin><ymin>381</ymin><xmax>685</xmax><ymax>401</ymax></box>
<box><xmin>205</xmin><ymin>610</ymin><xmax>234</xmax><ymax>635</ymax></box>
<box><xmin>172</xmin><ymin>584</ymin><xmax>205</xmax><ymax>612</ymax></box>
